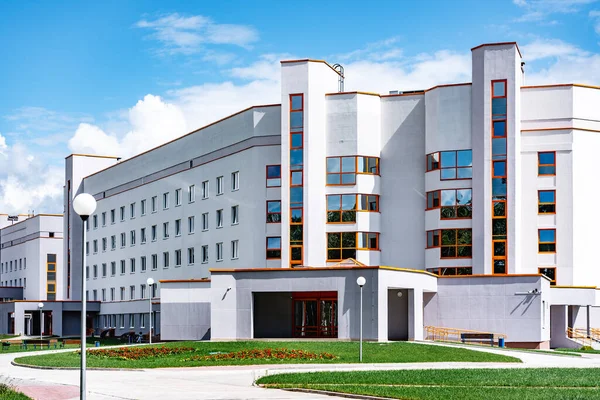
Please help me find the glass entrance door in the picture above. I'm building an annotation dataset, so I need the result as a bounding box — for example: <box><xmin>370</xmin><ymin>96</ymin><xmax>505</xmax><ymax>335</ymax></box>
<box><xmin>292</xmin><ymin>292</ymin><xmax>338</xmax><ymax>338</ymax></box>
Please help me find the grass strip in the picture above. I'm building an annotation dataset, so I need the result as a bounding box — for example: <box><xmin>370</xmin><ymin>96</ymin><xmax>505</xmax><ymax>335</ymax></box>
<box><xmin>0</xmin><ymin>384</ymin><xmax>32</xmax><ymax>400</ymax></box>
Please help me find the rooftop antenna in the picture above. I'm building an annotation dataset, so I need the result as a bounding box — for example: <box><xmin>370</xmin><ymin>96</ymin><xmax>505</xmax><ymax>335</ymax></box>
<box><xmin>332</xmin><ymin>64</ymin><xmax>344</xmax><ymax>92</ymax></box>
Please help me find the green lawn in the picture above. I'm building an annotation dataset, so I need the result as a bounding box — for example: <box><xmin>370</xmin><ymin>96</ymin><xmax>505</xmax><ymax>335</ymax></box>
<box><xmin>258</xmin><ymin>368</ymin><xmax>600</xmax><ymax>400</ymax></box>
<box><xmin>556</xmin><ymin>347</ymin><xmax>600</xmax><ymax>354</ymax></box>
<box><xmin>0</xmin><ymin>337</ymin><xmax>125</xmax><ymax>354</ymax></box>
<box><xmin>13</xmin><ymin>341</ymin><xmax>519</xmax><ymax>369</ymax></box>
<box><xmin>0</xmin><ymin>384</ymin><xmax>32</xmax><ymax>400</ymax></box>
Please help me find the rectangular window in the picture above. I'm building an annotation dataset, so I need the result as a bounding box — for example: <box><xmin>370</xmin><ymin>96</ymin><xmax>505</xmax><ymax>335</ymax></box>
<box><xmin>140</xmin><ymin>313</ymin><xmax>146</xmax><ymax>328</ymax></box>
<box><xmin>138</xmin><ymin>199</ymin><xmax>145</xmax><ymax>215</ymax></box>
<box><xmin>163</xmin><ymin>251</ymin><xmax>170</xmax><ymax>268</ymax></box>
<box><xmin>266</xmin><ymin>165</ymin><xmax>281</xmax><ymax>187</ymax></box>
<box><xmin>102</xmin><ymin>212</ymin><xmax>106</xmax><ymax>226</ymax></box>
<box><xmin>426</xmin><ymin>267</ymin><xmax>473</xmax><ymax>276</ymax></box>
<box><xmin>151</xmin><ymin>225</ymin><xmax>157</xmax><ymax>241</ymax></box>
<box><xmin>102</xmin><ymin>263</ymin><xmax>107</xmax><ymax>277</ymax></box>
<box><xmin>93</xmin><ymin>240</ymin><xmax>98</xmax><ymax>253</ymax></box>
<box><xmin>110</xmin><ymin>209</ymin><xmax>115</xmax><ymax>224</ymax></box>
<box><xmin>93</xmin><ymin>290</ymin><xmax>97</xmax><ymax>301</ymax></box>
<box><xmin>202</xmin><ymin>213</ymin><xmax>209</xmax><ymax>230</ymax></box>
<box><xmin>426</xmin><ymin>189</ymin><xmax>472</xmax><ymax>219</ymax></box>
<box><xmin>326</xmin><ymin>232</ymin><xmax>379</xmax><ymax>261</ymax></box>
<box><xmin>141</xmin><ymin>256</ymin><xmax>147</xmax><ymax>272</ymax></box>
<box><xmin>188</xmin><ymin>247</ymin><xmax>195</xmax><ymax>265</ymax></box>
<box><xmin>111</xmin><ymin>262</ymin><xmax>116</xmax><ymax>276</ymax></box>
<box><xmin>175</xmin><ymin>188</ymin><xmax>182</xmax><ymax>206</ymax></box>
<box><xmin>202</xmin><ymin>180</ymin><xmax>209</xmax><ymax>199</ymax></box>
<box><xmin>141</xmin><ymin>228</ymin><xmax>147</xmax><ymax>243</ymax></box>
<box><xmin>539</xmin><ymin>267</ymin><xmax>556</xmax><ymax>286</ymax></box>
<box><xmin>216</xmin><ymin>176</ymin><xmax>224</xmax><ymax>195</ymax></box>
<box><xmin>231</xmin><ymin>240</ymin><xmax>239</xmax><ymax>259</ymax></box>
<box><xmin>130</xmin><ymin>202</ymin><xmax>136</xmax><ymax>219</ymax></box>
<box><xmin>102</xmin><ymin>289</ymin><xmax>106</xmax><ymax>302</ymax></box>
<box><xmin>201</xmin><ymin>245</ymin><xmax>208</xmax><ymax>263</ymax></box>
<box><xmin>120</xmin><ymin>233</ymin><xmax>126</xmax><ymax>247</ymax></box>
<box><xmin>151</xmin><ymin>254</ymin><xmax>158</xmax><ymax>270</ymax></box>
<box><xmin>130</xmin><ymin>258</ymin><xmax>135</xmax><ymax>273</ymax></box>
<box><xmin>231</xmin><ymin>205</ymin><xmax>239</xmax><ymax>225</ymax></box>
<box><xmin>93</xmin><ymin>215</ymin><xmax>98</xmax><ymax>229</ymax></box>
<box><xmin>120</xmin><ymin>287</ymin><xmax>125</xmax><ymax>301</ymax></box>
<box><xmin>426</xmin><ymin>150</ymin><xmax>472</xmax><ymax>179</ymax></box>
<box><xmin>93</xmin><ymin>264</ymin><xmax>98</xmax><ymax>278</ymax></box>
<box><xmin>111</xmin><ymin>235</ymin><xmax>116</xmax><ymax>250</ymax></box>
<box><xmin>538</xmin><ymin>152</ymin><xmax>556</xmax><ymax>176</ymax></box>
<box><xmin>130</xmin><ymin>230</ymin><xmax>136</xmax><ymax>245</ymax></box>
<box><xmin>538</xmin><ymin>190</ymin><xmax>556</xmax><ymax>214</ymax></box>
<box><xmin>163</xmin><ymin>192</ymin><xmax>169</xmax><ymax>209</ymax></box>
<box><xmin>130</xmin><ymin>286</ymin><xmax>135</xmax><ymax>300</ymax></box>
<box><xmin>266</xmin><ymin>237</ymin><xmax>281</xmax><ymax>259</ymax></box>
<box><xmin>120</xmin><ymin>260</ymin><xmax>126</xmax><ymax>274</ymax></box>
<box><xmin>216</xmin><ymin>242</ymin><xmax>223</xmax><ymax>261</ymax></box>
<box><xmin>266</xmin><ymin>201</ymin><xmax>281</xmax><ymax>223</ymax></box>
<box><xmin>163</xmin><ymin>222</ymin><xmax>169</xmax><ymax>239</ymax></box>
<box><xmin>188</xmin><ymin>216</ymin><xmax>195</xmax><ymax>233</ymax></box>
<box><xmin>102</xmin><ymin>237</ymin><xmax>107</xmax><ymax>251</ymax></box>
<box><xmin>188</xmin><ymin>185</ymin><xmax>195</xmax><ymax>202</ymax></box>
<box><xmin>141</xmin><ymin>284</ymin><xmax>146</xmax><ymax>299</ymax></box>
<box><xmin>119</xmin><ymin>314</ymin><xmax>124</xmax><ymax>328</ymax></box>
<box><xmin>86</xmin><ymin>242</ymin><xmax>89</xmax><ymax>255</ymax></box>
<box><xmin>326</xmin><ymin>194</ymin><xmax>380</xmax><ymax>223</ymax></box>
<box><xmin>216</xmin><ymin>209</ymin><xmax>223</xmax><ymax>228</ymax></box>
<box><xmin>175</xmin><ymin>249</ymin><xmax>182</xmax><ymax>266</ymax></box>
<box><xmin>151</xmin><ymin>196</ymin><xmax>157</xmax><ymax>213</ymax></box>
<box><xmin>120</xmin><ymin>206</ymin><xmax>125</xmax><ymax>221</ymax></box>
<box><xmin>231</xmin><ymin>171</ymin><xmax>239</xmax><ymax>191</ymax></box>
<box><xmin>110</xmin><ymin>288</ymin><xmax>115</xmax><ymax>301</ymax></box>
<box><xmin>129</xmin><ymin>314</ymin><xmax>134</xmax><ymax>328</ymax></box>
<box><xmin>426</xmin><ymin>229</ymin><xmax>472</xmax><ymax>258</ymax></box>
<box><xmin>539</xmin><ymin>229</ymin><xmax>556</xmax><ymax>253</ymax></box>
<box><xmin>326</xmin><ymin>156</ymin><xmax>380</xmax><ymax>185</ymax></box>
<box><xmin>175</xmin><ymin>219</ymin><xmax>181</xmax><ymax>236</ymax></box>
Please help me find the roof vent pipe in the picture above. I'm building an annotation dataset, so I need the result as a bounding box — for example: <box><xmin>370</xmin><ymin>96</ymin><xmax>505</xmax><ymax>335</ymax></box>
<box><xmin>332</xmin><ymin>64</ymin><xmax>344</xmax><ymax>92</ymax></box>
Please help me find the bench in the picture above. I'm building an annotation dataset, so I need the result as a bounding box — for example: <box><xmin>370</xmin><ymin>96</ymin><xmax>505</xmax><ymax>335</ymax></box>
<box><xmin>1</xmin><ymin>342</ymin><xmax>10</xmax><ymax>350</ymax></box>
<box><xmin>62</xmin><ymin>339</ymin><xmax>81</xmax><ymax>346</ymax></box>
<box><xmin>460</xmin><ymin>333</ymin><xmax>495</xmax><ymax>346</ymax></box>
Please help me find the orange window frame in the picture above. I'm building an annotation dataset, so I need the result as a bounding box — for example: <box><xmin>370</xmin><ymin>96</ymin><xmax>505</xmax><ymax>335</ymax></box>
<box><xmin>326</xmin><ymin>232</ymin><xmax>380</xmax><ymax>261</ymax></box>
<box><xmin>440</xmin><ymin>229</ymin><xmax>472</xmax><ymax>259</ymax></box>
<box><xmin>426</xmin><ymin>150</ymin><xmax>473</xmax><ymax>180</ymax></box>
<box><xmin>425</xmin><ymin>267</ymin><xmax>473</xmax><ymax>276</ymax></box>
<box><xmin>326</xmin><ymin>156</ymin><xmax>380</xmax><ymax>186</ymax></box>
<box><xmin>357</xmin><ymin>232</ymin><xmax>379</xmax><ymax>250</ymax></box>
<box><xmin>426</xmin><ymin>230</ymin><xmax>441</xmax><ymax>248</ymax></box>
<box><xmin>266</xmin><ymin>237</ymin><xmax>282</xmax><ymax>259</ymax></box>
<box><xmin>426</xmin><ymin>188</ymin><xmax>473</xmax><ymax>219</ymax></box>
<box><xmin>538</xmin><ymin>190</ymin><xmax>556</xmax><ymax>214</ymax></box>
<box><xmin>266</xmin><ymin>200</ymin><xmax>281</xmax><ymax>223</ymax></box>
<box><xmin>538</xmin><ymin>229</ymin><xmax>556</xmax><ymax>253</ymax></box>
<box><xmin>538</xmin><ymin>151</ymin><xmax>556</xmax><ymax>176</ymax></box>
<box><xmin>538</xmin><ymin>267</ymin><xmax>557</xmax><ymax>286</ymax></box>
<box><xmin>266</xmin><ymin>165</ymin><xmax>281</xmax><ymax>187</ymax></box>
<box><xmin>326</xmin><ymin>194</ymin><xmax>379</xmax><ymax>224</ymax></box>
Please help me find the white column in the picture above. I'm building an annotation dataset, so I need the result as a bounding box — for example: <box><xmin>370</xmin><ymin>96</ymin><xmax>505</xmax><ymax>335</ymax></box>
<box><xmin>408</xmin><ymin>289</ymin><xmax>424</xmax><ymax>341</ymax></box>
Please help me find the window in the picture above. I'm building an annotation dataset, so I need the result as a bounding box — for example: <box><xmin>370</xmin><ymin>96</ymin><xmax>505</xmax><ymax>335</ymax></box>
<box><xmin>130</xmin><ymin>258</ymin><xmax>135</xmax><ymax>273</ymax></box>
<box><xmin>93</xmin><ymin>290</ymin><xmax>97</xmax><ymax>301</ymax></box>
<box><xmin>216</xmin><ymin>176</ymin><xmax>224</xmax><ymax>195</ymax></box>
<box><xmin>266</xmin><ymin>165</ymin><xmax>281</xmax><ymax>187</ymax></box>
<box><xmin>326</xmin><ymin>156</ymin><xmax>380</xmax><ymax>185</ymax></box>
<box><xmin>266</xmin><ymin>237</ymin><xmax>281</xmax><ymax>259</ymax></box>
<box><xmin>130</xmin><ymin>230</ymin><xmax>136</xmax><ymax>246</ymax></box>
<box><xmin>102</xmin><ymin>212</ymin><xmax>106</xmax><ymax>226</ymax></box>
<box><xmin>426</xmin><ymin>229</ymin><xmax>472</xmax><ymax>258</ymax></box>
<box><xmin>111</xmin><ymin>209</ymin><xmax>115</xmax><ymax>224</ymax></box>
<box><xmin>201</xmin><ymin>245</ymin><xmax>208</xmax><ymax>263</ymax></box>
<box><xmin>175</xmin><ymin>249</ymin><xmax>182</xmax><ymax>267</ymax></box>
<box><xmin>216</xmin><ymin>209</ymin><xmax>223</xmax><ymax>228</ymax></box>
<box><xmin>86</xmin><ymin>242</ymin><xmax>89</xmax><ymax>255</ymax></box>
<box><xmin>110</xmin><ymin>288</ymin><xmax>115</xmax><ymax>301</ymax></box>
<box><xmin>539</xmin><ymin>267</ymin><xmax>556</xmax><ymax>286</ymax></box>
<box><xmin>141</xmin><ymin>228</ymin><xmax>147</xmax><ymax>243</ymax></box>
<box><xmin>151</xmin><ymin>254</ymin><xmax>158</xmax><ymax>270</ymax></box>
<box><xmin>111</xmin><ymin>235</ymin><xmax>116</xmax><ymax>250</ymax></box>
<box><xmin>538</xmin><ymin>152</ymin><xmax>556</xmax><ymax>175</ymax></box>
<box><xmin>141</xmin><ymin>256</ymin><xmax>147</xmax><ymax>272</ymax></box>
<box><xmin>141</xmin><ymin>284</ymin><xmax>146</xmax><ymax>299</ymax></box>
<box><xmin>130</xmin><ymin>202</ymin><xmax>136</xmax><ymax>219</ymax></box>
<box><xmin>102</xmin><ymin>289</ymin><xmax>106</xmax><ymax>302</ymax></box>
<box><xmin>232</xmin><ymin>171</ymin><xmax>239</xmax><ymax>191</ymax></box>
<box><xmin>188</xmin><ymin>185</ymin><xmax>195</xmax><ymax>202</ymax></box>
<box><xmin>216</xmin><ymin>242</ymin><xmax>223</xmax><ymax>261</ymax></box>
<box><xmin>326</xmin><ymin>194</ymin><xmax>379</xmax><ymax>223</ymax></box>
<box><xmin>102</xmin><ymin>263</ymin><xmax>107</xmax><ymax>277</ymax></box>
<box><xmin>202</xmin><ymin>180</ymin><xmax>209</xmax><ymax>199</ymax></box>
<box><xmin>120</xmin><ymin>206</ymin><xmax>125</xmax><ymax>221</ymax></box>
<box><xmin>231</xmin><ymin>206</ymin><xmax>239</xmax><ymax>225</ymax></box>
<box><xmin>231</xmin><ymin>240</ymin><xmax>239</xmax><ymax>259</ymax></box>
<box><xmin>539</xmin><ymin>229</ymin><xmax>556</xmax><ymax>253</ymax></box>
<box><xmin>426</xmin><ymin>189</ymin><xmax>472</xmax><ymax>219</ymax></box>
<box><xmin>326</xmin><ymin>232</ymin><xmax>379</xmax><ymax>261</ymax></box>
<box><xmin>538</xmin><ymin>190</ymin><xmax>556</xmax><ymax>214</ymax></box>
<box><xmin>266</xmin><ymin>201</ymin><xmax>281</xmax><ymax>223</ymax></box>
<box><xmin>188</xmin><ymin>216</ymin><xmax>195</xmax><ymax>234</ymax></box>
<box><xmin>93</xmin><ymin>215</ymin><xmax>98</xmax><ymax>229</ymax></box>
<box><xmin>102</xmin><ymin>237</ymin><xmax>107</xmax><ymax>251</ymax></box>
<box><xmin>129</xmin><ymin>314</ymin><xmax>134</xmax><ymax>328</ymax></box>
<box><xmin>120</xmin><ymin>287</ymin><xmax>125</xmax><ymax>301</ymax></box>
<box><xmin>93</xmin><ymin>264</ymin><xmax>98</xmax><ymax>278</ymax></box>
<box><xmin>188</xmin><ymin>247</ymin><xmax>195</xmax><ymax>265</ymax></box>
<box><xmin>162</xmin><ymin>192</ymin><xmax>170</xmax><ymax>209</ymax></box>
<box><xmin>119</xmin><ymin>314</ymin><xmax>124</xmax><ymax>328</ymax></box>
<box><xmin>141</xmin><ymin>199</ymin><xmax>146</xmax><ymax>215</ymax></box>
<box><xmin>426</xmin><ymin>150</ymin><xmax>472</xmax><ymax>179</ymax></box>
<box><xmin>120</xmin><ymin>233</ymin><xmax>126</xmax><ymax>247</ymax></box>
<box><xmin>426</xmin><ymin>267</ymin><xmax>473</xmax><ymax>276</ymax></box>
<box><xmin>163</xmin><ymin>222</ymin><xmax>169</xmax><ymax>239</ymax></box>
<box><xmin>202</xmin><ymin>213</ymin><xmax>209</xmax><ymax>231</ymax></box>
<box><xmin>93</xmin><ymin>240</ymin><xmax>98</xmax><ymax>253</ymax></box>
<box><xmin>175</xmin><ymin>188</ymin><xmax>182</xmax><ymax>206</ymax></box>
<box><xmin>151</xmin><ymin>225</ymin><xmax>157</xmax><ymax>241</ymax></box>
<box><xmin>140</xmin><ymin>313</ymin><xmax>146</xmax><ymax>328</ymax></box>
<box><xmin>111</xmin><ymin>262</ymin><xmax>116</xmax><ymax>276</ymax></box>
<box><xmin>163</xmin><ymin>251</ymin><xmax>170</xmax><ymax>268</ymax></box>
<box><xmin>130</xmin><ymin>286</ymin><xmax>135</xmax><ymax>300</ymax></box>
<box><xmin>120</xmin><ymin>260</ymin><xmax>126</xmax><ymax>275</ymax></box>
<box><xmin>151</xmin><ymin>196</ymin><xmax>157</xmax><ymax>213</ymax></box>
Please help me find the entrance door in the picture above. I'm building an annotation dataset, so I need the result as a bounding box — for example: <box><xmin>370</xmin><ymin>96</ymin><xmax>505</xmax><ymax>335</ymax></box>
<box><xmin>44</xmin><ymin>311</ymin><xmax>53</xmax><ymax>336</ymax></box>
<box><xmin>292</xmin><ymin>292</ymin><xmax>338</xmax><ymax>338</ymax></box>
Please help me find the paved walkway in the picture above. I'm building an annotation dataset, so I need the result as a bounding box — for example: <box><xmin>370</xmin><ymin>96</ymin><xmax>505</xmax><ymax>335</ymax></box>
<box><xmin>1</xmin><ymin>343</ymin><xmax>600</xmax><ymax>400</ymax></box>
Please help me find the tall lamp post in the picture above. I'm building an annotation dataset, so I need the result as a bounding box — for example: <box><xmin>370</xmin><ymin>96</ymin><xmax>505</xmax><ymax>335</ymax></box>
<box><xmin>146</xmin><ymin>278</ymin><xmax>154</xmax><ymax>344</ymax></box>
<box><xmin>356</xmin><ymin>276</ymin><xmax>366</xmax><ymax>362</ymax></box>
<box><xmin>38</xmin><ymin>302</ymin><xmax>44</xmax><ymax>347</ymax></box>
<box><xmin>73</xmin><ymin>193</ymin><xmax>97</xmax><ymax>400</ymax></box>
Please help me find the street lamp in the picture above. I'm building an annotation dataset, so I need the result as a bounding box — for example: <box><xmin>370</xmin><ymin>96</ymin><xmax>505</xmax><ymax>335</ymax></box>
<box><xmin>73</xmin><ymin>192</ymin><xmax>97</xmax><ymax>400</ymax></box>
<box><xmin>146</xmin><ymin>277</ymin><xmax>154</xmax><ymax>344</ymax></box>
<box><xmin>37</xmin><ymin>303</ymin><xmax>43</xmax><ymax>347</ymax></box>
<box><xmin>356</xmin><ymin>276</ymin><xmax>366</xmax><ymax>362</ymax></box>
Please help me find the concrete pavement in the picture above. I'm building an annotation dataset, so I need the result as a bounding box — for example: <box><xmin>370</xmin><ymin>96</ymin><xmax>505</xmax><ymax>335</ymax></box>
<box><xmin>2</xmin><ymin>343</ymin><xmax>600</xmax><ymax>400</ymax></box>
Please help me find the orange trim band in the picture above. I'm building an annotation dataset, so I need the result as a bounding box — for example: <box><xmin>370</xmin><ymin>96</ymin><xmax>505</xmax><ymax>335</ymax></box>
<box><xmin>522</xmin><ymin>127</ymin><xmax>600</xmax><ymax>133</ymax></box>
<box><xmin>325</xmin><ymin>91</ymin><xmax>381</xmax><ymax>97</ymax></box>
<box><xmin>424</xmin><ymin>83</ymin><xmax>472</xmax><ymax>92</ymax></box>
<box><xmin>522</xmin><ymin>83</ymin><xmax>600</xmax><ymax>90</ymax></box>
<box><xmin>66</xmin><ymin>154</ymin><xmax>121</xmax><ymax>160</ymax></box>
<box><xmin>280</xmin><ymin>59</ymin><xmax>342</xmax><ymax>76</ymax></box>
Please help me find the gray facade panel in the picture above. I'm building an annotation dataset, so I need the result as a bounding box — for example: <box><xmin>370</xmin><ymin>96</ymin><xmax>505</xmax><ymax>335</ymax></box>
<box><xmin>253</xmin><ymin>292</ymin><xmax>292</xmax><ymax>338</ymax></box>
<box><xmin>161</xmin><ymin>302</ymin><xmax>210</xmax><ymax>341</ymax></box>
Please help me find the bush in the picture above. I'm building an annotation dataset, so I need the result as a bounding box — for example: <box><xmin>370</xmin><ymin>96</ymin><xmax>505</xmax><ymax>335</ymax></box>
<box><xmin>85</xmin><ymin>346</ymin><xmax>195</xmax><ymax>360</ymax></box>
<box><xmin>580</xmin><ymin>346</ymin><xmax>594</xmax><ymax>351</ymax></box>
<box><xmin>186</xmin><ymin>348</ymin><xmax>337</xmax><ymax>362</ymax></box>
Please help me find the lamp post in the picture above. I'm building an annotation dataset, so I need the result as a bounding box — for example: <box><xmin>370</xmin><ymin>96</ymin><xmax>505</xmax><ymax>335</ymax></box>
<box><xmin>38</xmin><ymin>302</ymin><xmax>44</xmax><ymax>347</ymax></box>
<box><xmin>73</xmin><ymin>192</ymin><xmax>97</xmax><ymax>400</ymax></box>
<box><xmin>146</xmin><ymin>277</ymin><xmax>154</xmax><ymax>344</ymax></box>
<box><xmin>356</xmin><ymin>276</ymin><xmax>366</xmax><ymax>362</ymax></box>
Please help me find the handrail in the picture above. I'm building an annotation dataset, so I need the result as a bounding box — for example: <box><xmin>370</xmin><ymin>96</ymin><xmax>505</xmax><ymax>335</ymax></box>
<box><xmin>574</xmin><ymin>327</ymin><xmax>600</xmax><ymax>342</ymax></box>
<box><xmin>567</xmin><ymin>327</ymin><xmax>592</xmax><ymax>347</ymax></box>
<box><xmin>424</xmin><ymin>326</ymin><xmax>507</xmax><ymax>344</ymax></box>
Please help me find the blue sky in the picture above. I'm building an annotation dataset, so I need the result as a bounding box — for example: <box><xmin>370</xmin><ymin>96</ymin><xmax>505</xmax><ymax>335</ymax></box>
<box><xmin>0</xmin><ymin>0</ymin><xmax>599</xmax><ymax>213</ymax></box>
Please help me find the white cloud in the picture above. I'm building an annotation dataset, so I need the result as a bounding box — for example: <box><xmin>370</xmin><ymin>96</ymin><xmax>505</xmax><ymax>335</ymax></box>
<box><xmin>514</xmin><ymin>0</ymin><xmax>598</xmax><ymax>22</ymax></box>
<box><xmin>591</xmin><ymin>10</ymin><xmax>600</xmax><ymax>33</ymax></box>
<box><xmin>521</xmin><ymin>38</ymin><xmax>584</xmax><ymax>60</ymax></box>
<box><xmin>135</xmin><ymin>13</ymin><xmax>258</xmax><ymax>56</ymax></box>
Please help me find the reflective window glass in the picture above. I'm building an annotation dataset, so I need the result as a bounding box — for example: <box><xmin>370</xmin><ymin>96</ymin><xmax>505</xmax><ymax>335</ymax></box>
<box><xmin>457</xmin><ymin>150</ymin><xmax>472</xmax><ymax>167</ymax></box>
<box><xmin>539</xmin><ymin>229</ymin><xmax>555</xmax><ymax>242</ymax></box>
<box><xmin>493</xmin><ymin>121</ymin><xmax>506</xmax><ymax>137</ymax></box>
<box><xmin>440</xmin><ymin>151</ymin><xmax>456</xmax><ymax>168</ymax></box>
<box><xmin>493</xmin><ymin>81</ymin><xmax>506</xmax><ymax>97</ymax></box>
<box><xmin>291</xmin><ymin>95</ymin><xmax>303</xmax><ymax>111</ymax></box>
<box><xmin>341</xmin><ymin>157</ymin><xmax>356</xmax><ymax>172</ymax></box>
<box><xmin>327</xmin><ymin>158</ymin><xmax>340</xmax><ymax>173</ymax></box>
<box><xmin>290</xmin><ymin>111</ymin><xmax>303</xmax><ymax>130</ymax></box>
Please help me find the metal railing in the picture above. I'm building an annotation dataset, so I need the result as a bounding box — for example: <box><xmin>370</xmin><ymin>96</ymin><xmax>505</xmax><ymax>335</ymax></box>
<box><xmin>574</xmin><ymin>327</ymin><xmax>600</xmax><ymax>343</ymax></box>
<box><xmin>567</xmin><ymin>327</ymin><xmax>593</xmax><ymax>347</ymax></box>
<box><xmin>424</xmin><ymin>326</ymin><xmax>506</xmax><ymax>345</ymax></box>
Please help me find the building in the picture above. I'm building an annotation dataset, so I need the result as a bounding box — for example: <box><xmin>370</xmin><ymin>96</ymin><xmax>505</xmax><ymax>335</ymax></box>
<box><xmin>52</xmin><ymin>41</ymin><xmax>600</xmax><ymax>348</ymax></box>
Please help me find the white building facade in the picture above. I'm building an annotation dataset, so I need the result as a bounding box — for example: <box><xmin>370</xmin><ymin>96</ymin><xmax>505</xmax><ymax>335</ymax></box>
<box><xmin>57</xmin><ymin>42</ymin><xmax>600</xmax><ymax>348</ymax></box>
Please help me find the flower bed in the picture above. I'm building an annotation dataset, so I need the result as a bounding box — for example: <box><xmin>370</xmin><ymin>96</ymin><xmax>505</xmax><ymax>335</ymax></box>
<box><xmin>86</xmin><ymin>346</ymin><xmax>195</xmax><ymax>360</ymax></box>
<box><xmin>186</xmin><ymin>348</ymin><xmax>337</xmax><ymax>362</ymax></box>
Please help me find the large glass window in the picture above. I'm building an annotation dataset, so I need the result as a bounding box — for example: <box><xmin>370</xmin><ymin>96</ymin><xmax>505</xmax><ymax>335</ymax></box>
<box><xmin>266</xmin><ymin>237</ymin><xmax>281</xmax><ymax>259</ymax></box>
<box><xmin>326</xmin><ymin>232</ymin><xmax>379</xmax><ymax>261</ymax></box>
<box><xmin>266</xmin><ymin>201</ymin><xmax>281</xmax><ymax>223</ymax></box>
<box><xmin>538</xmin><ymin>152</ymin><xmax>556</xmax><ymax>176</ymax></box>
<box><xmin>326</xmin><ymin>156</ymin><xmax>380</xmax><ymax>185</ymax></box>
<box><xmin>539</xmin><ymin>267</ymin><xmax>556</xmax><ymax>286</ymax></box>
<box><xmin>426</xmin><ymin>229</ymin><xmax>472</xmax><ymax>258</ymax></box>
<box><xmin>538</xmin><ymin>190</ymin><xmax>556</xmax><ymax>214</ymax></box>
<box><xmin>326</xmin><ymin>194</ymin><xmax>379</xmax><ymax>223</ymax></box>
<box><xmin>539</xmin><ymin>229</ymin><xmax>556</xmax><ymax>253</ymax></box>
<box><xmin>426</xmin><ymin>267</ymin><xmax>472</xmax><ymax>276</ymax></box>
<box><xmin>266</xmin><ymin>165</ymin><xmax>281</xmax><ymax>187</ymax></box>
<box><xmin>426</xmin><ymin>150</ymin><xmax>472</xmax><ymax>179</ymax></box>
<box><xmin>427</xmin><ymin>189</ymin><xmax>472</xmax><ymax>219</ymax></box>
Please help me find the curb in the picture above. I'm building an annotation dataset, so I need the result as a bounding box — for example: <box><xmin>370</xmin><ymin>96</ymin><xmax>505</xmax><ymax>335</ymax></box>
<box><xmin>282</xmin><ymin>388</ymin><xmax>392</xmax><ymax>400</ymax></box>
<box><xmin>10</xmin><ymin>360</ymin><xmax>144</xmax><ymax>372</ymax></box>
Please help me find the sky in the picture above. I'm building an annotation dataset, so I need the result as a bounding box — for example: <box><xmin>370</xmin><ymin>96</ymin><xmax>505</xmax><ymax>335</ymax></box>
<box><xmin>0</xmin><ymin>0</ymin><xmax>599</xmax><ymax>214</ymax></box>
